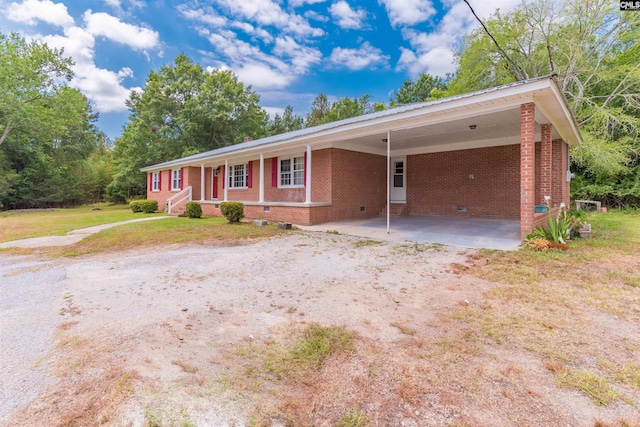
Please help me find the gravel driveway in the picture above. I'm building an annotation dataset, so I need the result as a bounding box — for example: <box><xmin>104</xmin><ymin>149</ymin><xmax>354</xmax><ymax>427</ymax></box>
<box><xmin>1</xmin><ymin>232</ymin><xmax>475</xmax><ymax>425</ymax></box>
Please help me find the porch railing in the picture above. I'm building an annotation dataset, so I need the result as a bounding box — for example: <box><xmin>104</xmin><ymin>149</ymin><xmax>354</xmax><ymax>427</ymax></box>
<box><xmin>167</xmin><ymin>186</ymin><xmax>192</xmax><ymax>214</ymax></box>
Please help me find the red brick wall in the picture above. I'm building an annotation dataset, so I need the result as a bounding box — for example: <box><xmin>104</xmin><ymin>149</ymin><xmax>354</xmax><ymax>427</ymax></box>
<box><xmin>406</xmin><ymin>145</ymin><xmax>521</xmax><ymax>218</ymax></box>
<box><xmin>147</xmin><ymin>168</ymin><xmax>187</xmax><ymax>212</ymax></box>
<box><xmin>520</xmin><ymin>103</ymin><xmax>536</xmax><ymax>239</ymax></box>
<box><xmin>330</xmin><ymin>149</ymin><xmax>387</xmax><ymax>221</ymax></box>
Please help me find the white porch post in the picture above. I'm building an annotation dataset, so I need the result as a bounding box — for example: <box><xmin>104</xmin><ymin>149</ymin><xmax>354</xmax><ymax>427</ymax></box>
<box><xmin>259</xmin><ymin>154</ymin><xmax>265</xmax><ymax>203</ymax></box>
<box><xmin>305</xmin><ymin>145</ymin><xmax>312</xmax><ymax>204</ymax></box>
<box><xmin>386</xmin><ymin>131</ymin><xmax>390</xmax><ymax>234</ymax></box>
<box><xmin>224</xmin><ymin>159</ymin><xmax>228</xmax><ymax>202</ymax></box>
<box><xmin>200</xmin><ymin>164</ymin><xmax>205</xmax><ymax>201</ymax></box>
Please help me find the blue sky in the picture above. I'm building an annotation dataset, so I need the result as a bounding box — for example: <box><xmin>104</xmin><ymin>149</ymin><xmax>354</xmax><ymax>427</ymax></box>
<box><xmin>1</xmin><ymin>0</ymin><xmax>519</xmax><ymax>141</ymax></box>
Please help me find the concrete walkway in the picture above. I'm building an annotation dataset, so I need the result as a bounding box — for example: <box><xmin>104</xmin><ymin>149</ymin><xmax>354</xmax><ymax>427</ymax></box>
<box><xmin>298</xmin><ymin>215</ymin><xmax>522</xmax><ymax>250</ymax></box>
<box><xmin>0</xmin><ymin>216</ymin><xmax>170</xmax><ymax>249</ymax></box>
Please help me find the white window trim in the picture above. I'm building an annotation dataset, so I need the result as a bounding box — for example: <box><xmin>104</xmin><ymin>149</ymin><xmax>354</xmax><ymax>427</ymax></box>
<box><xmin>228</xmin><ymin>163</ymin><xmax>249</xmax><ymax>189</ymax></box>
<box><xmin>152</xmin><ymin>172</ymin><xmax>160</xmax><ymax>192</ymax></box>
<box><xmin>171</xmin><ymin>168</ymin><xmax>181</xmax><ymax>191</ymax></box>
<box><xmin>278</xmin><ymin>155</ymin><xmax>305</xmax><ymax>188</ymax></box>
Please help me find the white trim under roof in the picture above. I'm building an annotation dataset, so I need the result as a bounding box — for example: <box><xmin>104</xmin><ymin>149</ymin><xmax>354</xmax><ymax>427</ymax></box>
<box><xmin>141</xmin><ymin>75</ymin><xmax>582</xmax><ymax>173</ymax></box>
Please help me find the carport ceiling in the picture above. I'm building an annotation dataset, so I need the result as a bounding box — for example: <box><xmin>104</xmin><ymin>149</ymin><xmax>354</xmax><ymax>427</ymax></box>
<box><xmin>330</xmin><ymin>107</ymin><xmax>556</xmax><ymax>156</ymax></box>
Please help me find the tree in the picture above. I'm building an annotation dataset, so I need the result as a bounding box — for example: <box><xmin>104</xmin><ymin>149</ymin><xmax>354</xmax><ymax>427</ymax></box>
<box><xmin>391</xmin><ymin>74</ymin><xmax>449</xmax><ymax>106</ymax></box>
<box><xmin>449</xmin><ymin>0</ymin><xmax>640</xmax><ymax>206</ymax></box>
<box><xmin>0</xmin><ymin>32</ymin><xmax>74</xmax><ymax>145</ymax></box>
<box><xmin>305</xmin><ymin>94</ymin><xmax>374</xmax><ymax>127</ymax></box>
<box><xmin>111</xmin><ymin>54</ymin><xmax>268</xmax><ymax>197</ymax></box>
<box><xmin>267</xmin><ymin>105</ymin><xmax>304</xmax><ymax>136</ymax></box>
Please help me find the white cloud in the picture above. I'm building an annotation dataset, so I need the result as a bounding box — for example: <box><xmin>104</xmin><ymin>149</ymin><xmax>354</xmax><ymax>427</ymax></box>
<box><xmin>117</xmin><ymin>67</ymin><xmax>134</xmax><ymax>78</ymax></box>
<box><xmin>7</xmin><ymin>0</ymin><xmax>74</xmax><ymax>28</ymax></box>
<box><xmin>263</xmin><ymin>106</ymin><xmax>285</xmax><ymax>119</ymax></box>
<box><xmin>396</xmin><ymin>46</ymin><xmax>455</xmax><ymax>77</ymax></box>
<box><xmin>198</xmin><ymin>27</ymin><xmax>322</xmax><ymax>89</ymax></box>
<box><xmin>329</xmin><ymin>1</ymin><xmax>366</xmax><ymax>30</ymax></box>
<box><xmin>235</xmin><ymin>62</ymin><xmax>295</xmax><ymax>89</ymax></box>
<box><xmin>378</xmin><ymin>0</ymin><xmax>435</xmax><ymax>27</ymax></box>
<box><xmin>288</xmin><ymin>0</ymin><xmax>327</xmax><ymax>7</ymax></box>
<box><xmin>328</xmin><ymin>42</ymin><xmax>389</xmax><ymax>70</ymax></box>
<box><xmin>304</xmin><ymin>10</ymin><xmax>329</xmax><ymax>22</ymax></box>
<box><xmin>394</xmin><ymin>0</ymin><xmax>520</xmax><ymax>77</ymax></box>
<box><xmin>215</xmin><ymin>0</ymin><xmax>324</xmax><ymax>37</ymax></box>
<box><xmin>40</xmin><ymin>25</ymin><xmax>141</xmax><ymax>112</ymax></box>
<box><xmin>104</xmin><ymin>0</ymin><xmax>121</xmax><ymax>8</ymax></box>
<box><xmin>83</xmin><ymin>10</ymin><xmax>159</xmax><ymax>50</ymax></box>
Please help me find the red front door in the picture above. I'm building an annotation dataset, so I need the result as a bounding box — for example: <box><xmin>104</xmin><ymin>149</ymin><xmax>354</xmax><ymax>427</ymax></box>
<box><xmin>213</xmin><ymin>175</ymin><xmax>218</xmax><ymax>199</ymax></box>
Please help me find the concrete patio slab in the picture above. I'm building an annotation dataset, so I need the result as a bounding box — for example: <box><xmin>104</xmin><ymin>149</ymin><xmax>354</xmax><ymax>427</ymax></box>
<box><xmin>298</xmin><ymin>215</ymin><xmax>522</xmax><ymax>250</ymax></box>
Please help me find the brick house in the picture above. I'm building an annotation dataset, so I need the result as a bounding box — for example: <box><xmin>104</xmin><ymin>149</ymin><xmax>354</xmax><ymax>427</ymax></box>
<box><xmin>141</xmin><ymin>75</ymin><xmax>581</xmax><ymax>241</ymax></box>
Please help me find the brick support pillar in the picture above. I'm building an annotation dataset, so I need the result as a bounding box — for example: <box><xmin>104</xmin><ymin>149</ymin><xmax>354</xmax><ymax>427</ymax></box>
<box><xmin>540</xmin><ymin>124</ymin><xmax>552</xmax><ymax>204</ymax></box>
<box><xmin>520</xmin><ymin>103</ymin><xmax>536</xmax><ymax>240</ymax></box>
<box><xmin>552</xmin><ymin>139</ymin><xmax>563</xmax><ymax>209</ymax></box>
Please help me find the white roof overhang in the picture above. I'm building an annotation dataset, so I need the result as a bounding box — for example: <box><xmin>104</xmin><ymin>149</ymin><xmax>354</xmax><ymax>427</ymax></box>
<box><xmin>141</xmin><ymin>76</ymin><xmax>581</xmax><ymax>172</ymax></box>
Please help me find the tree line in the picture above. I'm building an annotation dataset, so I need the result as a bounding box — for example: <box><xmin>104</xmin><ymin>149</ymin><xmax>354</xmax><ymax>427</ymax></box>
<box><xmin>1</xmin><ymin>0</ymin><xmax>638</xmax><ymax>209</ymax></box>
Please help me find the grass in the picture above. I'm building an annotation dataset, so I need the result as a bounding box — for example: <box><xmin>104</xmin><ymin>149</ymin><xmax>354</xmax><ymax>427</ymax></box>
<box><xmin>556</xmin><ymin>369</ymin><xmax>623</xmax><ymax>406</ymax></box>
<box><xmin>0</xmin><ymin>203</ymin><xmax>164</xmax><ymax>242</ymax></box>
<box><xmin>55</xmin><ymin>217</ymin><xmax>282</xmax><ymax>255</ymax></box>
<box><xmin>337</xmin><ymin>409</ymin><xmax>367</xmax><ymax>427</ymax></box>
<box><xmin>262</xmin><ymin>323</ymin><xmax>355</xmax><ymax>379</ymax></box>
<box><xmin>459</xmin><ymin>209</ymin><xmax>640</xmax><ymax>406</ymax></box>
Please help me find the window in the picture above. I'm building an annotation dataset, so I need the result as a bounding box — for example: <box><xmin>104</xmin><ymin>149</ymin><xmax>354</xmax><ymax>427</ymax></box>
<box><xmin>171</xmin><ymin>169</ymin><xmax>181</xmax><ymax>191</ymax></box>
<box><xmin>228</xmin><ymin>163</ymin><xmax>248</xmax><ymax>188</ymax></box>
<box><xmin>152</xmin><ymin>172</ymin><xmax>160</xmax><ymax>191</ymax></box>
<box><xmin>279</xmin><ymin>156</ymin><xmax>304</xmax><ymax>187</ymax></box>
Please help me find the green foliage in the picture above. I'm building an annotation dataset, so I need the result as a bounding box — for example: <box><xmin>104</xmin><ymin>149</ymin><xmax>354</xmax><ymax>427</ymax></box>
<box><xmin>267</xmin><ymin>105</ymin><xmax>304</xmax><ymax>136</ymax></box>
<box><xmin>547</xmin><ymin>206</ymin><xmax>571</xmax><ymax>244</ymax></box>
<box><xmin>219</xmin><ymin>202</ymin><xmax>244</xmax><ymax>223</ymax></box>
<box><xmin>305</xmin><ymin>94</ymin><xmax>373</xmax><ymax>127</ymax></box>
<box><xmin>138</xmin><ymin>200</ymin><xmax>158</xmax><ymax>214</ymax></box>
<box><xmin>0</xmin><ymin>31</ymin><xmax>106</xmax><ymax>209</ymax></box>
<box><xmin>0</xmin><ymin>32</ymin><xmax>74</xmax><ymax>146</ymax></box>
<box><xmin>112</xmin><ymin>54</ymin><xmax>268</xmax><ymax>197</ymax></box>
<box><xmin>447</xmin><ymin>0</ymin><xmax>640</xmax><ymax>196</ymax></box>
<box><xmin>129</xmin><ymin>200</ymin><xmax>142</xmax><ymax>213</ymax></box>
<box><xmin>390</xmin><ymin>73</ymin><xmax>449</xmax><ymax>106</ymax></box>
<box><xmin>185</xmin><ymin>201</ymin><xmax>202</xmax><ymax>219</ymax></box>
<box><xmin>337</xmin><ymin>409</ymin><xmax>366</xmax><ymax>427</ymax></box>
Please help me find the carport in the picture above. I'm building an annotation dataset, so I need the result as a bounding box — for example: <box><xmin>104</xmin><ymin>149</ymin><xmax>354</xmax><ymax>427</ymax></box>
<box><xmin>298</xmin><ymin>215</ymin><xmax>521</xmax><ymax>250</ymax></box>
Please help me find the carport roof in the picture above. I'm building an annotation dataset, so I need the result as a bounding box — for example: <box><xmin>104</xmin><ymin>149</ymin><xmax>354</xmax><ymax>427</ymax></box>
<box><xmin>141</xmin><ymin>74</ymin><xmax>581</xmax><ymax>172</ymax></box>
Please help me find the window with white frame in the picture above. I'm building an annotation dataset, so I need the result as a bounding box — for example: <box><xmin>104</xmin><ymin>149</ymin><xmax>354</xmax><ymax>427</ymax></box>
<box><xmin>228</xmin><ymin>163</ymin><xmax>248</xmax><ymax>188</ymax></box>
<box><xmin>279</xmin><ymin>156</ymin><xmax>304</xmax><ymax>187</ymax></box>
<box><xmin>171</xmin><ymin>169</ymin><xmax>181</xmax><ymax>191</ymax></box>
<box><xmin>152</xmin><ymin>172</ymin><xmax>160</xmax><ymax>191</ymax></box>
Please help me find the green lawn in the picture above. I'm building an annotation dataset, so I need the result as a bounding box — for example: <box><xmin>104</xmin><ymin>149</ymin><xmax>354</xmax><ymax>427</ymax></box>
<box><xmin>0</xmin><ymin>203</ymin><xmax>164</xmax><ymax>242</ymax></box>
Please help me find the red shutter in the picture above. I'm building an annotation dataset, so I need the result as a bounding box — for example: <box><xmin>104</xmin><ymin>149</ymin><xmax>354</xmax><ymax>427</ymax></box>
<box><xmin>222</xmin><ymin>165</ymin><xmax>225</xmax><ymax>189</ymax></box>
<box><xmin>158</xmin><ymin>171</ymin><xmax>162</xmax><ymax>191</ymax></box>
<box><xmin>149</xmin><ymin>173</ymin><xmax>152</xmax><ymax>191</ymax></box>
<box><xmin>303</xmin><ymin>152</ymin><xmax>307</xmax><ymax>187</ymax></box>
<box><xmin>247</xmin><ymin>161</ymin><xmax>253</xmax><ymax>189</ymax></box>
<box><xmin>271</xmin><ymin>157</ymin><xmax>278</xmax><ymax>187</ymax></box>
<box><xmin>180</xmin><ymin>168</ymin><xmax>184</xmax><ymax>190</ymax></box>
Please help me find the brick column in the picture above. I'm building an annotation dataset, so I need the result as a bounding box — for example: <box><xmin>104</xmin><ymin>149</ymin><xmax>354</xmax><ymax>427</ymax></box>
<box><xmin>520</xmin><ymin>103</ymin><xmax>536</xmax><ymax>240</ymax></box>
<box><xmin>540</xmin><ymin>124</ymin><xmax>552</xmax><ymax>204</ymax></box>
<box><xmin>552</xmin><ymin>139</ymin><xmax>563</xmax><ymax>208</ymax></box>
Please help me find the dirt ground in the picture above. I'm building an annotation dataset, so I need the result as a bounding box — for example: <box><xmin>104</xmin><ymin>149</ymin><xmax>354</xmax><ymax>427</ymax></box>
<box><xmin>1</xmin><ymin>231</ymin><xmax>638</xmax><ymax>426</ymax></box>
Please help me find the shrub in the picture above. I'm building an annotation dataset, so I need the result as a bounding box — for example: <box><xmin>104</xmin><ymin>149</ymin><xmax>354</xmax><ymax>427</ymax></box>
<box><xmin>185</xmin><ymin>202</ymin><xmax>202</xmax><ymax>219</ymax></box>
<box><xmin>138</xmin><ymin>200</ymin><xmax>158</xmax><ymax>213</ymax></box>
<box><xmin>220</xmin><ymin>202</ymin><xmax>244</xmax><ymax>223</ymax></box>
<box><xmin>129</xmin><ymin>200</ymin><xmax>142</xmax><ymax>213</ymax></box>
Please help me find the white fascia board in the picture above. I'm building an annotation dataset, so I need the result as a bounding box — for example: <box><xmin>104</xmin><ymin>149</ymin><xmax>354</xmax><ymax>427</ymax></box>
<box><xmin>142</xmin><ymin>78</ymin><xmax>563</xmax><ymax>171</ymax></box>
